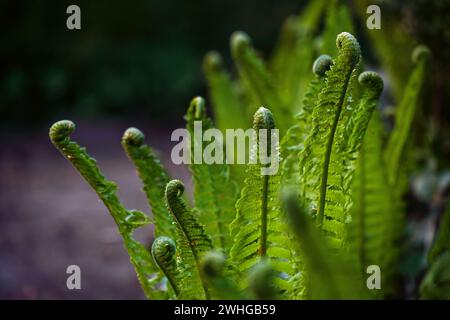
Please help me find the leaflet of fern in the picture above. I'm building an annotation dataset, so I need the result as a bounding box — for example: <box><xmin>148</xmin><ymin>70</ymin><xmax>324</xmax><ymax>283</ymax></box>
<box><xmin>121</xmin><ymin>127</ymin><xmax>176</xmax><ymax>240</ymax></box>
<box><xmin>281</xmin><ymin>54</ymin><xmax>332</xmax><ymax>188</ymax></box>
<box><xmin>49</xmin><ymin>120</ymin><xmax>165</xmax><ymax>299</ymax></box>
<box><xmin>299</xmin><ymin>32</ymin><xmax>361</xmax><ymax>247</ymax></box>
<box><xmin>231</xmin><ymin>32</ymin><xmax>292</xmax><ymax>133</ymax></box>
<box><xmin>230</xmin><ymin>107</ymin><xmax>294</xmax><ymax>292</ymax></box>
<box><xmin>165</xmin><ymin>179</ymin><xmax>213</xmax><ymax>299</ymax></box>
<box><xmin>185</xmin><ymin>97</ymin><xmax>238</xmax><ymax>252</ymax></box>
<box><xmin>203</xmin><ymin>51</ymin><xmax>249</xmax><ymax>131</ymax></box>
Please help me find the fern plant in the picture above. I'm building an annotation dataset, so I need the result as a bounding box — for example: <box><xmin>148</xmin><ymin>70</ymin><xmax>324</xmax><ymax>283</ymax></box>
<box><xmin>49</xmin><ymin>1</ymin><xmax>446</xmax><ymax>299</ymax></box>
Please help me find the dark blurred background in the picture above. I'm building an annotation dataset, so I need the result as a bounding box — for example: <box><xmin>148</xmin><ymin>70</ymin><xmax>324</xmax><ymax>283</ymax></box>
<box><xmin>0</xmin><ymin>0</ymin><xmax>449</xmax><ymax>299</ymax></box>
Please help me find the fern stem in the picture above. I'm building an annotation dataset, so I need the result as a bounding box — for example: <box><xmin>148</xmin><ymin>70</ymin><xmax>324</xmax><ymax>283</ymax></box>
<box><xmin>316</xmin><ymin>32</ymin><xmax>360</xmax><ymax>227</ymax></box>
<box><xmin>253</xmin><ymin>107</ymin><xmax>275</xmax><ymax>257</ymax></box>
<box><xmin>317</xmin><ymin>71</ymin><xmax>352</xmax><ymax>227</ymax></box>
<box><xmin>260</xmin><ymin>175</ymin><xmax>269</xmax><ymax>257</ymax></box>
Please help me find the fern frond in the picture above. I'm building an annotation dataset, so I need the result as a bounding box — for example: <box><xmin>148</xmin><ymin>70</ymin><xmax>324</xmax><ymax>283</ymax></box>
<box><xmin>151</xmin><ymin>236</ymin><xmax>180</xmax><ymax>297</ymax></box>
<box><xmin>200</xmin><ymin>251</ymin><xmax>246</xmax><ymax>300</ymax></box>
<box><xmin>203</xmin><ymin>51</ymin><xmax>249</xmax><ymax>131</ymax></box>
<box><xmin>269</xmin><ymin>17</ymin><xmax>314</xmax><ymax>109</ymax></box>
<box><xmin>231</xmin><ymin>32</ymin><xmax>292</xmax><ymax>133</ymax></box>
<box><xmin>346</xmin><ymin>71</ymin><xmax>383</xmax><ymax>153</ymax></box>
<box><xmin>299</xmin><ymin>32</ymin><xmax>361</xmax><ymax>246</ymax></box>
<box><xmin>298</xmin><ymin>54</ymin><xmax>334</xmax><ymax>134</ymax></box>
<box><xmin>281</xmin><ymin>54</ymin><xmax>332</xmax><ymax>187</ymax></box>
<box><xmin>49</xmin><ymin>120</ymin><xmax>165</xmax><ymax>299</ymax></box>
<box><xmin>185</xmin><ymin>97</ymin><xmax>238</xmax><ymax>252</ymax></box>
<box><xmin>230</xmin><ymin>107</ymin><xmax>295</xmax><ymax>292</ymax></box>
<box><xmin>349</xmin><ymin>116</ymin><xmax>403</xmax><ymax>298</ymax></box>
<box><xmin>385</xmin><ymin>46</ymin><xmax>431</xmax><ymax>188</ymax></box>
<box><xmin>122</xmin><ymin>127</ymin><xmax>175</xmax><ymax>239</ymax></box>
<box><xmin>165</xmin><ymin>179</ymin><xmax>213</xmax><ymax>299</ymax></box>
<box><xmin>247</xmin><ymin>260</ymin><xmax>278</xmax><ymax>300</ymax></box>
<box><xmin>281</xmin><ymin>188</ymin><xmax>367</xmax><ymax>299</ymax></box>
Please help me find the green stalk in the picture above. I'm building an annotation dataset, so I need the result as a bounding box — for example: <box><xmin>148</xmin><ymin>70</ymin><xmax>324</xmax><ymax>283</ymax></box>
<box><xmin>260</xmin><ymin>174</ymin><xmax>269</xmax><ymax>257</ymax></box>
<box><xmin>317</xmin><ymin>72</ymin><xmax>352</xmax><ymax>227</ymax></box>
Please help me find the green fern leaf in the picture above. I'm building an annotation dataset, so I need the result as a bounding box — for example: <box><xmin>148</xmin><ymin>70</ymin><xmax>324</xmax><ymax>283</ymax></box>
<box><xmin>121</xmin><ymin>127</ymin><xmax>175</xmax><ymax>240</ymax></box>
<box><xmin>385</xmin><ymin>46</ymin><xmax>430</xmax><ymax>188</ymax></box>
<box><xmin>247</xmin><ymin>260</ymin><xmax>279</xmax><ymax>300</ymax></box>
<box><xmin>348</xmin><ymin>76</ymin><xmax>404</xmax><ymax>298</ymax></box>
<box><xmin>298</xmin><ymin>32</ymin><xmax>361</xmax><ymax>247</ymax></box>
<box><xmin>200</xmin><ymin>251</ymin><xmax>247</xmax><ymax>300</ymax></box>
<box><xmin>231</xmin><ymin>32</ymin><xmax>292</xmax><ymax>133</ymax></box>
<box><xmin>281</xmin><ymin>54</ymin><xmax>332</xmax><ymax>187</ymax></box>
<box><xmin>185</xmin><ymin>97</ymin><xmax>238</xmax><ymax>252</ymax></box>
<box><xmin>165</xmin><ymin>179</ymin><xmax>213</xmax><ymax>299</ymax></box>
<box><xmin>282</xmin><ymin>188</ymin><xmax>368</xmax><ymax>299</ymax></box>
<box><xmin>49</xmin><ymin>120</ymin><xmax>165</xmax><ymax>299</ymax></box>
<box><xmin>151</xmin><ymin>236</ymin><xmax>180</xmax><ymax>297</ymax></box>
<box><xmin>345</xmin><ymin>72</ymin><xmax>383</xmax><ymax>153</ymax></box>
<box><xmin>230</xmin><ymin>107</ymin><xmax>295</xmax><ymax>292</ymax></box>
<box><xmin>203</xmin><ymin>51</ymin><xmax>249</xmax><ymax>131</ymax></box>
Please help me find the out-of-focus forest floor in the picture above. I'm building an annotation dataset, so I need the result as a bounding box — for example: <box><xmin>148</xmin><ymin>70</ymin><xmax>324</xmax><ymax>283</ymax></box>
<box><xmin>0</xmin><ymin>120</ymin><xmax>190</xmax><ymax>299</ymax></box>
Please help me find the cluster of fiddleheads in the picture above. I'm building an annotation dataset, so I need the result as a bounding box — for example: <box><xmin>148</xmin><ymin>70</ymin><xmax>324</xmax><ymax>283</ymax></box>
<box><xmin>50</xmin><ymin>0</ymin><xmax>446</xmax><ymax>300</ymax></box>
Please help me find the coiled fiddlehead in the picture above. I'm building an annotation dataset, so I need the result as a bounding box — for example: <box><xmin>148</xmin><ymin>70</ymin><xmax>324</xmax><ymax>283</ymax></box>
<box><xmin>165</xmin><ymin>179</ymin><xmax>213</xmax><ymax>299</ymax></box>
<box><xmin>151</xmin><ymin>236</ymin><xmax>180</xmax><ymax>296</ymax></box>
<box><xmin>347</xmin><ymin>71</ymin><xmax>384</xmax><ymax>152</ymax></box>
<box><xmin>335</xmin><ymin>31</ymin><xmax>361</xmax><ymax>68</ymax></box>
<box><xmin>165</xmin><ymin>180</ymin><xmax>213</xmax><ymax>256</ymax></box>
<box><xmin>247</xmin><ymin>260</ymin><xmax>278</xmax><ymax>300</ymax></box>
<box><xmin>200</xmin><ymin>251</ymin><xmax>245</xmax><ymax>300</ymax></box>
<box><xmin>312</xmin><ymin>54</ymin><xmax>333</xmax><ymax>77</ymax></box>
